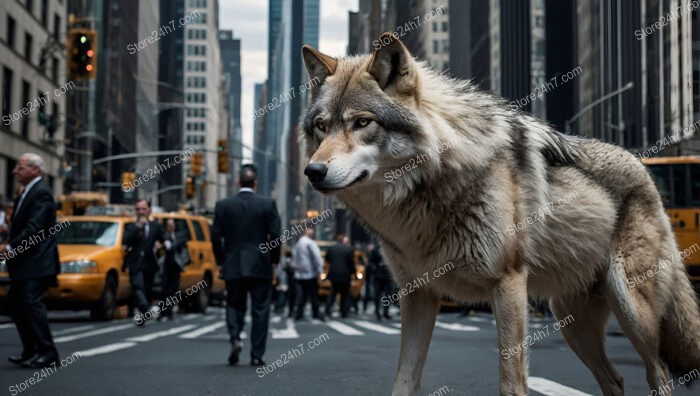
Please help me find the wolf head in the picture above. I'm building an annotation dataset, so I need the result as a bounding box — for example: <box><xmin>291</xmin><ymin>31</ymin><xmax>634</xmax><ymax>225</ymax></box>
<box><xmin>300</xmin><ymin>33</ymin><xmax>448</xmax><ymax>200</ymax></box>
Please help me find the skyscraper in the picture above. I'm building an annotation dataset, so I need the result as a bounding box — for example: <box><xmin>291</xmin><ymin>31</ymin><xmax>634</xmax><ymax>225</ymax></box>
<box><xmin>219</xmin><ymin>29</ymin><xmax>242</xmax><ymax>192</ymax></box>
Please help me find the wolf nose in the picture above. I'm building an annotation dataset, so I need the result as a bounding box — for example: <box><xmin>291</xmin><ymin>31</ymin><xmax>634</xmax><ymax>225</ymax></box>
<box><xmin>304</xmin><ymin>163</ymin><xmax>328</xmax><ymax>183</ymax></box>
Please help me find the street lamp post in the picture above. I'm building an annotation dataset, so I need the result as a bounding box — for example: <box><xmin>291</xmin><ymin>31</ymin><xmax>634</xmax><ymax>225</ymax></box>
<box><xmin>565</xmin><ymin>81</ymin><xmax>634</xmax><ymax>134</ymax></box>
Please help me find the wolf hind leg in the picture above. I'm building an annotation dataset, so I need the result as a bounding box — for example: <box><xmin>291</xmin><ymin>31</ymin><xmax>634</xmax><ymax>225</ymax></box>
<box><xmin>550</xmin><ymin>287</ymin><xmax>624</xmax><ymax>396</ymax></box>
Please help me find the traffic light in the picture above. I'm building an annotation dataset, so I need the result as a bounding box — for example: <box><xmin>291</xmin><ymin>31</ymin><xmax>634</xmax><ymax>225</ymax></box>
<box><xmin>185</xmin><ymin>176</ymin><xmax>195</xmax><ymax>199</ymax></box>
<box><xmin>121</xmin><ymin>172</ymin><xmax>136</xmax><ymax>188</ymax></box>
<box><xmin>191</xmin><ymin>152</ymin><xmax>203</xmax><ymax>176</ymax></box>
<box><xmin>67</xmin><ymin>29</ymin><xmax>97</xmax><ymax>80</ymax></box>
<box><xmin>217</xmin><ymin>139</ymin><xmax>228</xmax><ymax>173</ymax></box>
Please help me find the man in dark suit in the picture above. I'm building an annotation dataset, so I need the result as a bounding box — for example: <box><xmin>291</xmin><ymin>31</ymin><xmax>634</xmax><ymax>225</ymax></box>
<box><xmin>158</xmin><ymin>219</ymin><xmax>187</xmax><ymax>321</ymax></box>
<box><xmin>371</xmin><ymin>245</ymin><xmax>393</xmax><ymax>320</ymax></box>
<box><xmin>324</xmin><ymin>236</ymin><xmax>356</xmax><ymax>318</ymax></box>
<box><xmin>123</xmin><ymin>199</ymin><xmax>164</xmax><ymax>325</ymax></box>
<box><xmin>212</xmin><ymin>165</ymin><xmax>280</xmax><ymax>367</ymax></box>
<box><xmin>1</xmin><ymin>153</ymin><xmax>60</xmax><ymax>368</ymax></box>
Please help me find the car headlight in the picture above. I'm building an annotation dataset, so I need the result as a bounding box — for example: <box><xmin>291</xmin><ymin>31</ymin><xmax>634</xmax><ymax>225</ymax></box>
<box><xmin>61</xmin><ymin>260</ymin><xmax>98</xmax><ymax>273</ymax></box>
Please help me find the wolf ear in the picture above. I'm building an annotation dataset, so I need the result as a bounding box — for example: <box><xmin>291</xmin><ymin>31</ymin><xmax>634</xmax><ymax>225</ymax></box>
<box><xmin>368</xmin><ymin>33</ymin><xmax>418</xmax><ymax>94</ymax></box>
<box><xmin>302</xmin><ymin>45</ymin><xmax>337</xmax><ymax>97</ymax></box>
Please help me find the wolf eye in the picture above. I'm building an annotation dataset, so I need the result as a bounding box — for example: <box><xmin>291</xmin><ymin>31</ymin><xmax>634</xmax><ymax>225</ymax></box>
<box><xmin>315</xmin><ymin>121</ymin><xmax>327</xmax><ymax>132</ymax></box>
<box><xmin>354</xmin><ymin>117</ymin><xmax>371</xmax><ymax>129</ymax></box>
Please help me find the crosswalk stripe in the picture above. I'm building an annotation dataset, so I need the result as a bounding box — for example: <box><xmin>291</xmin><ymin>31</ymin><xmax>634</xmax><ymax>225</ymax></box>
<box><xmin>528</xmin><ymin>377</ymin><xmax>593</xmax><ymax>396</ymax></box>
<box><xmin>353</xmin><ymin>320</ymin><xmax>401</xmax><ymax>335</ymax></box>
<box><xmin>179</xmin><ymin>321</ymin><xmax>226</xmax><ymax>339</ymax></box>
<box><xmin>55</xmin><ymin>324</ymin><xmax>134</xmax><ymax>343</ymax></box>
<box><xmin>434</xmin><ymin>321</ymin><xmax>480</xmax><ymax>332</ymax></box>
<box><xmin>75</xmin><ymin>342</ymin><xmax>138</xmax><ymax>357</ymax></box>
<box><xmin>325</xmin><ymin>321</ymin><xmax>364</xmax><ymax>336</ymax></box>
<box><xmin>271</xmin><ymin>318</ymin><xmax>299</xmax><ymax>339</ymax></box>
<box><xmin>0</xmin><ymin>323</ymin><xmax>16</xmax><ymax>330</ymax></box>
<box><xmin>53</xmin><ymin>324</ymin><xmax>97</xmax><ymax>336</ymax></box>
<box><xmin>126</xmin><ymin>324</ymin><xmax>198</xmax><ymax>342</ymax></box>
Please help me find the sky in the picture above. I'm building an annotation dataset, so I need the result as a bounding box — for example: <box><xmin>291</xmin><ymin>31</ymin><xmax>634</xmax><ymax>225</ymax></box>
<box><xmin>219</xmin><ymin>0</ymin><xmax>358</xmax><ymax>160</ymax></box>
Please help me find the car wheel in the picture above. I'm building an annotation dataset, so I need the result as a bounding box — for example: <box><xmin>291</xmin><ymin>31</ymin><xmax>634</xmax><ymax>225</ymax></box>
<box><xmin>91</xmin><ymin>274</ymin><xmax>117</xmax><ymax>321</ymax></box>
<box><xmin>191</xmin><ymin>274</ymin><xmax>212</xmax><ymax>313</ymax></box>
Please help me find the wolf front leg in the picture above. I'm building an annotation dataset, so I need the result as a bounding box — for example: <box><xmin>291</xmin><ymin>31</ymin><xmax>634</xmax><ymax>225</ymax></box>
<box><xmin>391</xmin><ymin>287</ymin><xmax>441</xmax><ymax>396</ymax></box>
<box><xmin>492</xmin><ymin>269</ymin><xmax>529</xmax><ymax>396</ymax></box>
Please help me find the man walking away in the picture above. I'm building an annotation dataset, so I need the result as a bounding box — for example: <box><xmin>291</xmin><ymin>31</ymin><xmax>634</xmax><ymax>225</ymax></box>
<box><xmin>292</xmin><ymin>228</ymin><xmax>324</xmax><ymax>321</ymax></box>
<box><xmin>212</xmin><ymin>165</ymin><xmax>281</xmax><ymax>367</ymax></box>
<box><xmin>158</xmin><ymin>219</ymin><xmax>188</xmax><ymax>321</ymax></box>
<box><xmin>324</xmin><ymin>236</ymin><xmax>356</xmax><ymax>318</ymax></box>
<box><xmin>2</xmin><ymin>153</ymin><xmax>60</xmax><ymax>368</ymax></box>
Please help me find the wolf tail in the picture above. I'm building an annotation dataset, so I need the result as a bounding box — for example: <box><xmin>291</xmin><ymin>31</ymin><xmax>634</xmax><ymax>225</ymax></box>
<box><xmin>539</xmin><ymin>128</ymin><xmax>583</xmax><ymax>166</ymax></box>
<box><xmin>659</xmin><ymin>267</ymin><xmax>700</xmax><ymax>386</ymax></box>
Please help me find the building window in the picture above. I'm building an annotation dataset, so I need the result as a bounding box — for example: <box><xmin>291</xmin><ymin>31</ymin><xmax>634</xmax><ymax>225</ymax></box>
<box><xmin>26</xmin><ymin>0</ymin><xmax>34</xmax><ymax>15</ymax></box>
<box><xmin>53</xmin><ymin>14</ymin><xmax>61</xmax><ymax>40</ymax></box>
<box><xmin>433</xmin><ymin>22</ymin><xmax>437</xmax><ymax>32</ymax></box>
<box><xmin>41</xmin><ymin>0</ymin><xmax>48</xmax><ymax>27</ymax></box>
<box><xmin>442</xmin><ymin>39</ymin><xmax>449</xmax><ymax>53</ymax></box>
<box><xmin>433</xmin><ymin>40</ymin><xmax>439</xmax><ymax>54</ymax></box>
<box><xmin>52</xmin><ymin>56</ymin><xmax>59</xmax><ymax>83</ymax></box>
<box><xmin>442</xmin><ymin>21</ymin><xmax>448</xmax><ymax>32</ymax></box>
<box><xmin>7</xmin><ymin>16</ymin><xmax>16</xmax><ymax>50</ymax></box>
<box><xmin>25</xmin><ymin>33</ymin><xmax>34</xmax><ymax>64</ymax></box>
<box><xmin>2</xmin><ymin>67</ymin><xmax>12</xmax><ymax>124</ymax></box>
<box><xmin>21</xmin><ymin>81</ymin><xmax>30</xmax><ymax>137</ymax></box>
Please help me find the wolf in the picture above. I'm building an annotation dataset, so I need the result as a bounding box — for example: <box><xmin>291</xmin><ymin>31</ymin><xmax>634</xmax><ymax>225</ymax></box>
<box><xmin>299</xmin><ymin>33</ymin><xmax>700</xmax><ymax>395</ymax></box>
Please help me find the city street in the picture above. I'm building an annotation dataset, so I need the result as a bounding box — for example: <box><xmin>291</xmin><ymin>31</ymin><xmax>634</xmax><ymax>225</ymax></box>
<box><xmin>1</xmin><ymin>306</ymin><xmax>695</xmax><ymax>395</ymax></box>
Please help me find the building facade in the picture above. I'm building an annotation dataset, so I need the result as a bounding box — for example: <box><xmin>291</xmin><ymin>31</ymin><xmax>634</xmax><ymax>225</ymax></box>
<box><xmin>0</xmin><ymin>0</ymin><xmax>66</xmax><ymax>203</ymax></box>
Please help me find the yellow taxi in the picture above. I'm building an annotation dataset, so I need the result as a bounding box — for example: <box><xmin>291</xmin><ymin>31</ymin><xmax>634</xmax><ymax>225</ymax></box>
<box><xmin>0</xmin><ymin>214</ymin><xmax>223</xmax><ymax>320</ymax></box>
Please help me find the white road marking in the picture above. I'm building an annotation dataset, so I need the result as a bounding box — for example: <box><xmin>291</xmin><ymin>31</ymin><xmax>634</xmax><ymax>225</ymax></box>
<box><xmin>126</xmin><ymin>324</ymin><xmax>198</xmax><ymax>342</ymax></box>
<box><xmin>0</xmin><ymin>323</ymin><xmax>16</xmax><ymax>330</ymax></box>
<box><xmin>353</xmin><ymin>320</ymin><xmax>401</xmax><ymax>335</ymax></box>
<box><xmin>325</xmin><ymin>321</ymin><xmax>364</xmax><ymax>336</ymax></box>
<box><xmin>179</xmin><ymin>321</ymin><xmax>226</xmax><ymax>339</ymax></box>
<box><xmin>271</xmin><ymin>318</ymin><xmax>299</xmax><ymax>339</ymax></box>
<box><xmin>466</xmin><ymin>316</ymin><xmax>490</xmax><ymax>323</ymax></box>
<box><xmin>53</xmin><ymin>324</ymin><xmax>97</xmax><ymax>336</ymax></box>
<box><xmin>391</xmin><ymin>323</ymin><xmax>401</xmax><ymax>329</ymax></box>
<box><xmin>202</xmin><ymin>315</ymin><xmax>217</xmax><ymax>321</ymax></box>
<box><xmin>434</xmin><ymin>321</ymin><xmax>480</xmax><ymax>332</ymax></box>
<box><xmin>270</xmin><ymin>316</ymin><xmax>282</xmax><ymax>324</ymax></box>
<box><xmin>55</xmin><ymin>324</ymin><xmax>134</xmax><ymax>343</ymax></box>
<box><xmin>75</xmin><ymin>342</ymin><xmax>138</xmax><ymax>357</ymax></box>
<box><xmin>528</xmin><ymin>377</ymin><xmax>594</xmax><ymax>396</ymax></box>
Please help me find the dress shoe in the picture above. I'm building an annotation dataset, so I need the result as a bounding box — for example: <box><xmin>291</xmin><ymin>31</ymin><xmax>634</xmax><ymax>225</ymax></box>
<box><xmin>228</xmin><ymin>342</ymin><xmax>242</xmax><ymax>365</ymax></box>
<box><xmin>250</xmin><ymin>357</ymin><xmax>265</xmax><ymax>366</ymax></box>
<box><xmin>8</xmin><ymin>352</ymin><xmax>38</xmax><ymax>365</ymax></box>
<box><xmin>22</xmin><ymin>354</ymin><xmax>59</xmax><ymax>369</ymax></box>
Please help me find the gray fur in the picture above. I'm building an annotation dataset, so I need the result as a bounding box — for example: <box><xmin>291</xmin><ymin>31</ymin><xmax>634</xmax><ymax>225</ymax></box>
<box><xmin>300</xmin><ymin>36</ymin><xmax>700</xmax><ymax>396</ymax></box>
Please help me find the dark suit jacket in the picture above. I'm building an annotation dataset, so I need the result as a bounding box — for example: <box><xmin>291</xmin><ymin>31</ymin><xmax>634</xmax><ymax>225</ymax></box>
<box><xmin>6</xmin><ymin>179</ymin><xmax>60</xmax><ymax>283</ymax></box>
<box><xmin>370</xmin><ymin>247</ymin><xmax>391</xmax><ymax>281</ymax></box>
<box><xmin>122</xmin><ymin>220</ymin><xmax>164</xmax><ymax>272</ymax></box>
<box><xmin>325</xmin><ymin>243</ymin><xmax>356</xmax><ymax>283</ymax></box>
<box><xmin>163</xmin><ymin>230</ymin><xmax>187</xmax><ymax>271</ymax></box>
<box><xmin>211</xmin><ymin>190</ymin><xmax>281</xmax><ymax>281</ymax></box>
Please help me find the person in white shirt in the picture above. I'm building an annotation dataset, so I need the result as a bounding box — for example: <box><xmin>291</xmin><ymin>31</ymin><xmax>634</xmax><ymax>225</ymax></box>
<box><xmin>292</xmin><ymin>227</ymin><xmax>324</xmax><ymax>321</ymax></box>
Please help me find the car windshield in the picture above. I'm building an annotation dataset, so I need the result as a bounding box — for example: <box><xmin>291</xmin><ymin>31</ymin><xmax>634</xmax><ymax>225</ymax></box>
<box><xmin>58</xmin><ymin>221</ymin><xmax>120</xmax><ymax>246</ymax></box>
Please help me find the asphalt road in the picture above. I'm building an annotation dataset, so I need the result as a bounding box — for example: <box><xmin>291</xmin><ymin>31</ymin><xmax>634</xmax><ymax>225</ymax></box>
<box><xmin>0</xmin><ymin>306</ymin><xmax>696</xmax><ymax>396</ymax></box>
